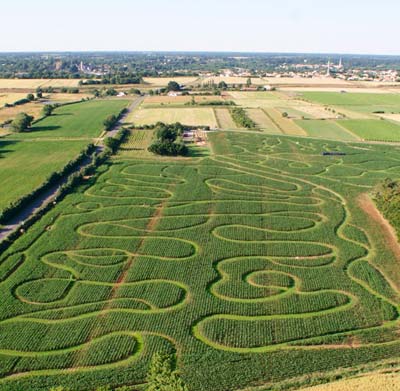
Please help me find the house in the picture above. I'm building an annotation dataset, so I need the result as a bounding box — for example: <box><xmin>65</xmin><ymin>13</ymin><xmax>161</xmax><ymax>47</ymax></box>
<box><xmin>167</xmin><ymin>91</ymin><xmax>183</xmax><ymax>97</ymax></box>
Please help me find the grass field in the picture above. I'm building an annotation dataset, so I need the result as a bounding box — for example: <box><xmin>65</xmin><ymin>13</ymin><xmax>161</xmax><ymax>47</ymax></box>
<box><xmin>301</xmin><ymin>92</ymin><xmax>400</xmax><ymax>115</ymax></box>
<box><xmin>0</xmin><ymin>139</ymin><xmax>89</xmax><ymax>212</ymax></box>
<box><xmin>0</xmin><ymin>99</ymin><xmax>130</xmax><ymax>214</ymax></box>
<box><xmin>7</xmin><ymin>99</ymin><xmax>130</xmax><ymax>140</ymax></box>
<box><xmin>128</xmin><ymin>107</ymin><xmax>218</xmax><ymax>128</ymax></box>
<box><xmin>295</xmin><ymin>119</ymin><xmax>360</xmax><ymax>141</ymax></box>
<box><xmin>0</xmin><ymin>131</ymin><xmax>400</xmax><ymax>391</ymax></box>
<box><xmin>338</xmin><ymin>119</ymin><xmax>400</xmax><ymax>141</ymax></box>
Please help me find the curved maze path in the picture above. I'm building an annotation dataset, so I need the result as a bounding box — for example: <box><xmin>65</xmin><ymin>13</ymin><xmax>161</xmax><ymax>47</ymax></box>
<box><xmin>0</xmin><ymin>132</ymin><xmax>400</xmax><ymax>390</ymax></box>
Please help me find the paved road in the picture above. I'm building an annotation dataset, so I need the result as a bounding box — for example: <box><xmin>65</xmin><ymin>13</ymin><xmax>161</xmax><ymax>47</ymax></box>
<box><xmin>106</xmin><ymin>96</ymin><xmax>144</xmax><ymax>138</ymax></box>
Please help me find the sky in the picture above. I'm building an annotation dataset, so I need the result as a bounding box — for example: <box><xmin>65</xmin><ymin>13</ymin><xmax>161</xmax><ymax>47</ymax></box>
<box><xmin>1</xmin><ymin>0</ymin><xmax>399</xmax><ymax>55</ymax></box>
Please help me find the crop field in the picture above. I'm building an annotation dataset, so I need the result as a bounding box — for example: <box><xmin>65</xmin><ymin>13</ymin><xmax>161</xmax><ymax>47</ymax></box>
<box><xmin>8</xmin><ymin>99</ymin><xmax>130</xmax><ymax>140</ymax></box>
<box><xmin>118</xmin><ymin>129</ymin><xmax>155</xmax><ymax>158</ymax></box>
<box><xmin>0</xmin><ymin>139</ymin><xmax>89</xmax><ymax>212</ymax></box>
<box><xmin>128</xmin><ymin>107</ymin><xmax>218</xmax><ymax>128</ymax></box>
<box><xmin>0</xmin><ymin>130</ymin><xmax>400</xmax><ymax>391</ymax></box>
<box><xmin>338</xmin><ymin>119</ymin><xmax>400</xmax><ymax>142</ymax></box>
<box><xmin>295</xmin><ymin>120</ymin><xmax>359</xmax><ymax>141</ymax></box>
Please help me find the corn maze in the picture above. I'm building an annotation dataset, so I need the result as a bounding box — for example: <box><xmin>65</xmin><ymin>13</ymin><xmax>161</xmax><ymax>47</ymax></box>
<box><xmin>1</xmin><ymin>132</ymin><xmax>400</xmax><ymax>390</ymax></box>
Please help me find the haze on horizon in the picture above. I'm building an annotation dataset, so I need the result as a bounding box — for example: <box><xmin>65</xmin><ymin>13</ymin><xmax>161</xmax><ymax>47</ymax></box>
<box><xmin>2</xmin><ymin>0</ymin><xmax>399</xmax><ymax>55</ymax></box>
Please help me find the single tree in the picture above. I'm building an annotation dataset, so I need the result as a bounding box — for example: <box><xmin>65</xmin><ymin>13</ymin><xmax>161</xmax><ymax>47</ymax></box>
<box><xmin>11</xmin><ymin>113</ymin><xmax>34</xmax><ymax>132</ymax></box>
<box><xmin>26</xmin><ymin>93</ymin><xmax>35</xmax><ymax>101</ymax></box>
<box><xmin>246</xmin><ymin>77</ymin><xmax>252</xmax><ymax>87</ymax></box>
<box><xmin>42</xmin><ymin>105</ymin><xmax>54</xmax><ymax>117</ymax></box>
<box><xmin>218</xmin><ymin>81</ymin><xmax>228</xmax><ymax>90</ymax></box>
<box><xmin>103</xmin><ymin>114</ymin><xmax>117</xmax><ymax>131</ymax></box>
<box><xmin>167</xmin><ymin>81</ymin><xmax>181</xmax><ymax>92</ymax></box>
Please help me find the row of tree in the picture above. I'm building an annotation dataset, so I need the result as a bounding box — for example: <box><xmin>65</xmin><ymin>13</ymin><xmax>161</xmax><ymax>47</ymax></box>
<box><xmin>230</xmin><ymin>107</ymin><xmax>256</xmax><ymax>128</ymax></box>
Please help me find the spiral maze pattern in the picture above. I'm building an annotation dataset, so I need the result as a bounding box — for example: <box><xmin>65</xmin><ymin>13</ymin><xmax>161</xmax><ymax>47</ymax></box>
<box><xmin>0</xmin><ymin>132</ymin><xmax>400</xmax><ymax>388</ymax></box>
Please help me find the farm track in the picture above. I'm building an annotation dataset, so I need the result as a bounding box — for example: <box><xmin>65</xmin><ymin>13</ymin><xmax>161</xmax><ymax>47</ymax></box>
<box><xmin>0</xmin><ymin>131</ymin><xmax>400</xmax><ymax>389</ymax></box>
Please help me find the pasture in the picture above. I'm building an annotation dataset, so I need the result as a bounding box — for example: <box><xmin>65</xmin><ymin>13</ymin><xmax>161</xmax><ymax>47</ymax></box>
<box><xmin>0</xmin><ymin>139</ymin><xmax>89</xmax><ymax>212</ymax></box>
<box><xmin>0</xmin><ymin>131</ymin><xmax>400</xmax><ymax>391</ymax></box>
<box><xmin>128</xmin><ymin>107</ymin><xmax>218</xmax><ymax>128</ymax></box>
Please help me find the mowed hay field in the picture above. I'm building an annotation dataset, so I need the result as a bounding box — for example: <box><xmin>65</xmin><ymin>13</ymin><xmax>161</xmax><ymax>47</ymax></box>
<box><xmin>215</xmin><ymin>108</ymin><xmax>237</xmax><ymax>129</ymax></box>
<box><xmin>0</xmin><ymin>93</ymin><xmax>30</xmax><ymax>106</ymax></box>
<box><xmin>9</xmin><ymin>99</ymin><xmax>130</xmax><ymax>140</ymax></box>
<box><xmin>0</xmin><ymin>79</ymin><xmax>81</xmax><ymax>89</ymax></box>
<box><xmin>246</xmin><ymin>108</ymin><xmax>280</xmax><ymax>133</ymax></box>
<box><xmin>201</xmin><ymin>76</ymin><xmax>268</xmax><ymax>86</ymax></box>
<box><xmin>0</xmin><ymin>101</ymin><xmax>44</xmax><ymax>124</ymax></box>
<box><xmin>298</xmin><ymin>371</ymin><xmax>400</xmax><ymax>391</ymax></box>
<box><xmin>295</xmin><ymin>119</ymin><xmax>359</xmax><ymax>141</ymax></box>
<box><xmin>143</xmin><ymin>77</ymin><xmax>200</xmax><ymax>87</ymax></box>
<box><xmin>142</xmin><ymin>95</ymin><xmax>224</xmax><ymax>107</ymax></box>
<box><xmin>128</xmin><ymin>107</ymin><xmax>218</xmax><ymax>128</ymax></box>
<box><xmin>265</xmin><ymin>108</ymin><xmax>307</xmax><ymax>136</ymax></box>
<box><xmin>1</xmin><ymin>131</ymin><xmax>400</xmax><ymax>391</ymax></box>
<box><xmin>0</xmin><ymin>139</ymin><xmax>89</xmax><ymax>212</ymax></box>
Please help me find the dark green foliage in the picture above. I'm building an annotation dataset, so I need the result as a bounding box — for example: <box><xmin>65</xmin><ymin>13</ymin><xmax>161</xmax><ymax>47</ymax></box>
<box><xmin>230</xmin><ymin>107</ymin><xmax>255</xmax><ymax>128</ymax></box>
<box><xmin>146</xmin><ymin>353</ymin><xmax>188</xmax><ymax>391</ymax></box>
<box><xmin>0</xmin><ymin>132</ymin><xmax>400</xmax><ymax>391</ymax></box>
<box><xmin>167</xmin><ymin>81</ymin><xmax>181</xmax><ymax>92</ymax></box>
<box><xmin>104</xmin><ymin>114</ymin><xmax>118</xmax><ymax>131</ymax></box>
<box><xmin>373</xmin><ymin>178</ymin><xmax>400</xmax><ymax>238</ymax></box>
<box><xmin>148</xmin><ymin>123</ymin><xmax>188</xmax><ymax>156</ymax></box>
<box><xmin>10</xmin><ymin>112</ymin><xmax>34</xmax><ymax>132</ymax></box>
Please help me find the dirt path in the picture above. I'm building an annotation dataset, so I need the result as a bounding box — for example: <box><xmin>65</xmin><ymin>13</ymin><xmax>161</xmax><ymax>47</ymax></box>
<box><xmin>357</xmin><ymin>193</ymin><xmax>400</xmax><ymax>261</ymax></box>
